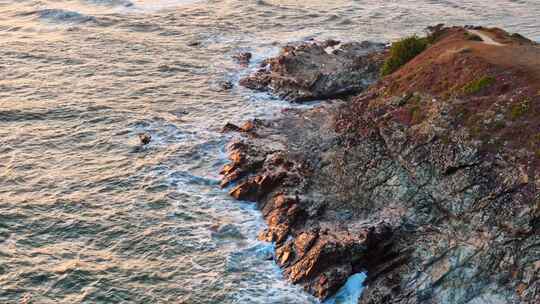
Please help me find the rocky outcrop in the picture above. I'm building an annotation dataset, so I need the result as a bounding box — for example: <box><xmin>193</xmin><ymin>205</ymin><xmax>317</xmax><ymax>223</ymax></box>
<box><xmin>239</xmin><ymin>40</ymin><xmax>387</xmax><ymax>102</ymax></box>
<box><xmin>336</xmin><ymin>91</ymin><xmax>539</xmax><ymax>304</ymax></box>
<box><xmin>222</xmin><ymin>103</ymin><xmax>539</xmax><ymax>303</ymax></box>
<box><xmin>221</xmin><ymin>111</ymin><xmax>401</xmax><ymax>299</ymax></box>
<box><xmin>232</xmin><ymin>52</ymin><xmax>252</xmax><ymax>66</ymax></box>
<box><xmin>221</xmin><ymin>26</ymin><xmax>540</xmax><ymax>303</ymax></box>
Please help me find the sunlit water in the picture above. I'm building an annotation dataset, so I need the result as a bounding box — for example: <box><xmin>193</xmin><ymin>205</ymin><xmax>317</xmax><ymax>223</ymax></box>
<box><xmin>0</xmin><ymin>1</ymin><xmax>538</xmax><ymax>303</ymax></box>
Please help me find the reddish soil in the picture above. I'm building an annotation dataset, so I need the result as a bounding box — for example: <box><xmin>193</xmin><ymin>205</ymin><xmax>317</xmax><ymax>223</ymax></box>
<box><xmin>349</xmin><ymin>26</ymin><xmax>540</xmax><ymax>167</ymax></box>
<box><xmin>384</xmin><ymin>26</ymin><xmax>540</xmax><ymax>95</ymax></box>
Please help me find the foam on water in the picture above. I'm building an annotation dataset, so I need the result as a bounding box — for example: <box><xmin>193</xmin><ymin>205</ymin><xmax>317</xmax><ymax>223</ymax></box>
<box><xmin>325</xmin><ymin>273</ymin><xmax>368</xmax><ymax>304</ymax></box>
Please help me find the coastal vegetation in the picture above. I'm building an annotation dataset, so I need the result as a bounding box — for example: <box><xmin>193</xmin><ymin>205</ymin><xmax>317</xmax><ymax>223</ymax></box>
<box><xmin>380</xmin><ymin>35</ymin><xmax>428</xmax><ymax>76</ymax></box>
<box><xmin>510</xmin><ymin>98</ymin><xmax>530</xmax><ymax>120</ymax></box>
<box><xmin>462</xmin><ymin>76</ymin><xmax>495</xmax><ymax>94</ymax></box>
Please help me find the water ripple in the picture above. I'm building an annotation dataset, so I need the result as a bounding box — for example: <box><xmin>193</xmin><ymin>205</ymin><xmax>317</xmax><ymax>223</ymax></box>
<box><xmin>0</xmin><ymin>1</ymin><xmax>539</xmax><ymax>303</ymax></box>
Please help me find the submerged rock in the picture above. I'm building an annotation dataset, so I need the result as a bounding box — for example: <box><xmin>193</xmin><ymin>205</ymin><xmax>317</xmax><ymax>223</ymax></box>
<box><xmin>210</xmin><ymin>223</ymin><xmax>245</xmax><ymax>240</ymax></box>
<box><xmin>239</xmin><ymin>40</ymin><xmax>387</xmax><ymax>102</ymax></box>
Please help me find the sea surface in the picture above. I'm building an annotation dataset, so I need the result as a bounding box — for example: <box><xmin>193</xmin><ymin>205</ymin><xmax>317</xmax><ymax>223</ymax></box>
<box><xmin>0</xmin><ymin>1</ymin><xmax>539</xmax><ymax>303</ymax></box>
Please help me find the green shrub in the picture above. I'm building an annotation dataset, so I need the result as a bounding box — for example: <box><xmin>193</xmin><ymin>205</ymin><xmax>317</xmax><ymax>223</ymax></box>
<box><xmin>462</xmin><ymin>76</ymin><xmax>495</xmax><ymax>94</ymax></box>
<box><xmin>381</xmin><ymin>36</ymin><xmax>428</xmax><ymax>76</ymax></box>
<box><xmin>510</xmin><ymin>100</ymin><xmax>530</xmax><ymax>120</ymax></box>
<box><xmin>425</xmin><ymin>24</ymin><xmax>446</xmax><ymax>44</ymax></box>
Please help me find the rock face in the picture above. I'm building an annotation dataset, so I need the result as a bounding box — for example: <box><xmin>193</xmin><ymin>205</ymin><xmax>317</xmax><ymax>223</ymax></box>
<box><xmin>221</xmin><ymin>112</ymin><xmax>399</xmax><ymax>299</ymax></box>
<box><xmin>239</xmin><ymin>40</ymin><xmax>387</xmax><ymax>102</ymax></box>
<box><xmin>221</xmin><ymin>26</ymin><xmax>540</xmax><ymax>303</ymax></box>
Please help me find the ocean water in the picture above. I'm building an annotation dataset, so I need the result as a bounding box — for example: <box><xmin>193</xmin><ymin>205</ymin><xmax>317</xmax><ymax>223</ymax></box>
<box><xmin>0</xmin><ymin>1</ymin><xmax>538</xmax><ymax>303</ymax></box>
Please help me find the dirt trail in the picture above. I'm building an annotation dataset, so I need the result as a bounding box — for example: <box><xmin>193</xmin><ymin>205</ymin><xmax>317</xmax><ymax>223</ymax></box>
<box><xmin>468</xmin><ymin>29</ymin><xmax>504</xmax><ymax>46</ymax></box>
<box><xmin>401</xmin><ymin>27</ymin><xmax>540</xmax><ymax>91</ymax></box>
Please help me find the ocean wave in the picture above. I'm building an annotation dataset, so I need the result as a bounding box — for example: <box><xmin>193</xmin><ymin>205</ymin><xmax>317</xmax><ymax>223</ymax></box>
<box><xmin>83</xmin><ymin>0</ymin><xmax>134</xmax><ymax>8</ymax></box>
<box><xmin>20</xmin><ymin>8</ymin><xmax>96</xmax><ymax>24</ymax></box>
<box><xmin>126</xmin><ymin>0</ymin><xmax>203</xmax><ymax>12</ymax></box>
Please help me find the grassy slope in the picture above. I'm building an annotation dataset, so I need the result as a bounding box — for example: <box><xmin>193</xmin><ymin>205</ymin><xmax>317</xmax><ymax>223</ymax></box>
<box><xmin>345</xmin><ymin>26</ymin><xmax>540</xmax><ymax>165</ymax></box>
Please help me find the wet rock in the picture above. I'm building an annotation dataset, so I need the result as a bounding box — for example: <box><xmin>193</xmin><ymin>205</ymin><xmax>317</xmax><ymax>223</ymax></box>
<box><xmin>239</xmin><ymin>40</ymin><xmax>386</xmax><ymax>102</ymax></box>
<box><xmin>322</xmin><ymin>39</ymin><xmax>341</xmax><ymax>48</ymax></box>
<box><xmin>221</xmin><ymin>119</ymin><xmax>263</xmax><ymax>134</ymax></box>
<box><xmin>229</xmin><ymin>172</ymin><xmax>286</xmax><ymax>201</ymax></box>
<box><xmin>219</xmin><ymin>139</ymin><xmax>267</xmax><ymax>188</ymax></box>
<box><xmin>240</xmin><ymin>119</ymin><xmax>260</xmax><ymax>132</ymax></box>
<box><xmin>187</xmin><ymin>41</ymin><xmax>201</xmax><ymax>47</ymax></box>
<box><xmin>222</xmin><ymin>122</ymin><xmax>243</xmax><ymax>133</ymax></box>
<box><xmin>294</xmin><ymin>231</ymin><xmax>318</xmax><ymax>259</ymax></box>
<box><xmin>232</xmin><ymin>52</ymin><xmax>252</xmax><ymax>65</ymax></box>
<box><xmin>219</xmin><ymin>114</ymin><xmax>402</xmax><ymax>300</ymax></box>
<box><xmin>220</xmin><ymin>81</ymin><xmax>234</xmax><ymax>90</ymax></box>
<box><xmin>138</xmin><ymin>133</ymin><xmax>151</xmax><ymax>145</ymax></box>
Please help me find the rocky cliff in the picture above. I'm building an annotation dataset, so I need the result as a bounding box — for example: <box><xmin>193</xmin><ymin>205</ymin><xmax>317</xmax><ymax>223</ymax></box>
<box><xmin>222</xmin><ymin>26</ymin><xmax>540</xmax><ymax>303</ymax></box>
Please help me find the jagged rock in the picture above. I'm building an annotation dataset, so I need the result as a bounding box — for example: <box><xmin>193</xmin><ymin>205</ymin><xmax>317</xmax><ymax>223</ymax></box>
<box><xmin>222</xmin><ymin>122</ymin><xmax>243</xmax><ymax>133</ymax></box>
<box><xmin>239</xmin><ymin>40</ymin><xmax>387</xmax><ymax>102</ymax></box>
<box><xmin>220</xmin><ymin>81</ymin><xmax>234</xmax><ymax>90</ymax></box>
<box><xmin>221</xmin><ymin>119</ymin><xmax>263</xmax><ymax>135</ymax></box>
<box><xmin>138</xmin><ymin>133</ymin><xmax>151</xmax><ymax>145</ymax></box>
<box><xmin>233</xmin><ymin>52</ymin><xmax>252</xmax><ymax>65</ymax></box>
<box><xmin>219</xmin><ymin>112</ymin><xmax>402</xmax><ymax>299</ymax></box>
<box><xmin>229</xmin><ymin>172</ymin><xmax>286</xmax><ymax>201</ymax></box>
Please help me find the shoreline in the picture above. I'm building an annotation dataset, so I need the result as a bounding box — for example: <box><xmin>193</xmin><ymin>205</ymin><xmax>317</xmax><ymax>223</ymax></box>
<box><xmin>221</xmin><ymin>25</ymin><xmax>540</xmax><ymax>303</ymax></box>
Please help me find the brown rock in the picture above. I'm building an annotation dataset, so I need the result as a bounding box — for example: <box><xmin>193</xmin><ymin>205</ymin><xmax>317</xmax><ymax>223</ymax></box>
<box><xmin>222</xmin><ymin>122</ymin><xmax>242</xmax><ymax>133</ymax></box>
<box><xmin>239</xmin><ymin>40</ymin><xmax>386</xmax><ymax>102</ymax></box>
<box><xmin>233</xmin><ymin>52</ymin><xmax>252</xmax><ymax>65</ymax></box>
<box><xmin>295</xmin><ymin>231</ymin><xmax>319</xmax><ymax>259</ymax></box>
<box><xmin>229</xmin><ymin>180</ymin><xmax>257</xmax><ymax>201</ymax></box>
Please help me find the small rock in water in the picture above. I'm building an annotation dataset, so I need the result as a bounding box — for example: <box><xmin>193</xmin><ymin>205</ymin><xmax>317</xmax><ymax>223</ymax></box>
<box><xmin>322</xmin><ymin>39</ymin><xmax>341</xmax><ymax>48</ymax></box>
<box><xmin>138</xmin><ymin>133</ymin><xmax>152</xmax><ymax>145</ymax></box>
<box><xmin>222</xmin><ymin>122</ymin><xmax>243</xmax><ymax>133</ymax></box>
<box><xmin>233</xmin><ymin>52</ymin><xmax>252</xmax><ymax>65</ymax></box>
<box><xmin>220</xmin><ymin>81</ymin><xmax>234</xmax><ymax>90</ymax></box>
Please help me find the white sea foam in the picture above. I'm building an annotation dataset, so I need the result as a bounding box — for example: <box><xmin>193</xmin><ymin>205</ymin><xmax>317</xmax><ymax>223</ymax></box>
<box><xmin>324</xmin><ymin>273</ymin><xmax>368</xmax><ymax>304</ymax></box>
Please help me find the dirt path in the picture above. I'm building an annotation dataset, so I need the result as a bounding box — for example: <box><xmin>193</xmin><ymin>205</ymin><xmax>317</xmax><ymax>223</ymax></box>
<box><xmin>468</xmin><ymin>29</ymin><xmax>504</xmax><ymax>46</ymax></box>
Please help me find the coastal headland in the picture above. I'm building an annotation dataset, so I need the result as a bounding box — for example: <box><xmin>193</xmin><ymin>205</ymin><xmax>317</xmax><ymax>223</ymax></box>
<box><xmin>221</xmin><ymin>26</ymin><xmax>540</xmax><ymax>303</ymax></box>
